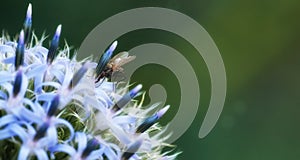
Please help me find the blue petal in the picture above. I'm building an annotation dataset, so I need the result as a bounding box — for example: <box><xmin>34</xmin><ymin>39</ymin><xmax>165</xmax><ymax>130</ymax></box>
<box><xmin>109</xmin><ymin>124</ymin><xmax>131</xmax><ymax>145</ymax></box>
<box><xmin>34</xmin><ymin>149</ymin><xmax>49</xmax><ymax>160</ymax></box>
<box><xmin>5</xmin><ymin>41</ymin><xmax>17</xmax><ymax>47</ymax></box>
<box><xmin>113</xmin><ymin>116</ymin><xmax>137</xmax><ymax>125</ymax></box>
<box><xmin>103</xmin><ymin>146</ymin><xmax>119</xmax><ymax>160</ymax></box>
<box><xmin>19</xmin><ymin>108</ymin><xmax>43</xmax><ymax>124</ymax></box>
<box><xmin>18</xmin><ymin>146</ymin><xmax>31</xmax><ymax>160</ymax></box>
<box><xmin>36</xmin><ymin>93</ymin><xmax>56</xmax><ymax>102</ymax></box>
<box><xmin>34</xmin><ymin>76</ymin><xmax>43</xmax><ymax>93</ymax></box>
<box><xmin>8</xmin><ymin>123</ymin><xmax>28</xmax><ymax>142</ymax></box>
<box><xmin>0</xmin><ymin>71</ymin><xmax>14</xmax><ymax>84</ymax></box>
<box><xmin>130</xmin><ymin>154</ymin><xmax>140</xmax><ymax>160</ymax></box>
<box><xmin>46</xmin><ymin>126</ymin><xmax>58</xmax><ymax>147</ymax></box>
<box><xmin>22</xmin><ymin>121</ymin><xmax>36</xmax><ymax>136</ymax></box>
<box><xmin>61</xmin><ymin>65</ymin><xmax>73</xmax><ymax>88</ymax></box>
<box><xmin>86</xmin><ymin>148</ymin><xmax>105</xmax><ymax>160</ymax></box>
<box><xmin>2</xmin><ymin>56</ymin><xmax>15</xmax><ymax>64</ymax></box>
<box><xmin>0</xmin><ymin>115</ymin><xmax>17</xmax><ymax>128</ymax></box>
<box><xmin>95</xmin><ymin>90</ymin><xmax>114</xmax><ymax>107</ymax></box>
<box><xmin>0</xmin><ymin>83</ymin><xmax>12</xmax><ymax>96</ymax></box>
<box><xmin>0</xmin><ymin>128</ymin><xmax>15</xmax><ymax>140</ymax></box>
<box><xmin>23</xmin><ymin>99</ymin><xmax>45</xmax><ymax>117</ymax></box>
<box><xmin>30</xmin><ymin>46</ymin><xmax>48</xmax><ymax>60</ymax></box>
<box><xmin>0</xmin><ymin>90</ymin><xmax>8</xmax><ymax>100</ymax></box>
<box><xmin>54</xmin><ymin>119</ymin><xmax>74</xmax><ymax>142</ymax></box>
<box><xmin>25</xmin><ymin>64</ymin><xmax>47</xmax><ymax>79</ymax></box>
<box><xmin>0</xmin><ymin>44</ymin><xmax>15</xmax><ymax>53</ymax></box>
<box><xmin>22</xmin><ymin>98</ymin><xmax>41</xmax><ymax>113</ymax></box>
<box><xmin>49</xmin><ymin>67</ymin><xmax>65</xmax><ymax>84</ymax></box>
<box><xmin>50</xmin><ymin>144</ymin><xmax>76</xmax><ymax>156</ymax></box>
<box><xmin>75</xmin><ymin>132</ymin><xmax>87</xmax><ymax>153</ymax></box>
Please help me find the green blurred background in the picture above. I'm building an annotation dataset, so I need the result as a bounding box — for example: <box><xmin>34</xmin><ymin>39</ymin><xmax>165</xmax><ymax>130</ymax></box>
<box><xmin>1</xmin><ymin>0</ymin><xmax>300</xmax><ymax>159</ymax></box>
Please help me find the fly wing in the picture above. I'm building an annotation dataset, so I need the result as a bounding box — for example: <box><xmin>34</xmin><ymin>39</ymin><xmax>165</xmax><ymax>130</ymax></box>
<box><xmin>117</xmin><ymin>55</ymin><xmax>136</xmax><ymax>67</ymax></box>
<box><xmin>111</xmin><ymin>71</ymin><xmax>127</xmax><ymax>82</ymax></box>
<box><xmin>111</xmin><ymin>51</ymin><xmax>136</xmax><ymax>69</ymax></box>
<box><xmin>110</xmin><ymin>51</ymin><xmax>129</xmax><ymax>62</ymax></box>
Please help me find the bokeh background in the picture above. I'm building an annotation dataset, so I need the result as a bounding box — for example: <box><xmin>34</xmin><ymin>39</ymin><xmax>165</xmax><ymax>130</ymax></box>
<box><xmin>1</xmin><ymin>0</ymin><xmax>299</xmax><ymax>159</ymax></box>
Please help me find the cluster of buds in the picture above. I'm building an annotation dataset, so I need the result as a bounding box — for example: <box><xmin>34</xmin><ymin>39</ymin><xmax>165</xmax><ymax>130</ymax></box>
<box><xmin>0</xmin><ymin>4</ymin><xmax>179</xmax><ymax>160</ymax></box>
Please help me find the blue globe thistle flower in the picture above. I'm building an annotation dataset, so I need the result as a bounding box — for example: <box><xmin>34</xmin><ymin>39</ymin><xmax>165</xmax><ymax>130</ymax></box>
<box><xmin>0</xmin><ymin>3</ymin><xmax>179</xmax><ymax>160</ymax></box>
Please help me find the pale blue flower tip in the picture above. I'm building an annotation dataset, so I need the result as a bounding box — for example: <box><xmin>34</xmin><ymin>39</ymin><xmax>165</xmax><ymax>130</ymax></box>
<box><xmin>55</xmin><ymin>25</ymin><xmax>62</xmax><ymax>37</ymax></box>
<box><xmin>26</xmin><ymin>4</ymin><xmax>32</xmax><ymax>21</ymax></box>
<box><xmin>108</xmin><ymin>41</ymin><xmax>118</xmax><ymax>53</ymax></box>
<box><xmin>157</xmin><ymin>105</ymin><xmax>170</xmax><ymax>118</ymax></box>
<box><xmin>129</xmin><ymin>84</ymin><xmax>142</xmax><ymax>98</ymax></box>
<box><xmin>15</xmin><ymin>30</ymin><xmax>25</xmax><ymax>68</ymax></box>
